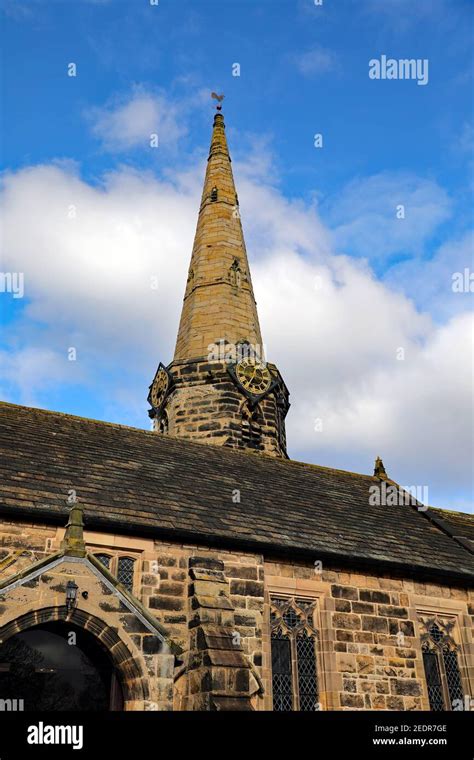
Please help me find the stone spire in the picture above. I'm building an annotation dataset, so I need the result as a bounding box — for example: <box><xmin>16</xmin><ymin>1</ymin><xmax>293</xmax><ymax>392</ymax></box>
<box><xmin>174</xmin><ymin>112</ymin><xmax>263</xmax><ymax>361</ymax></box>
<box><xmin>148</xmin><ymin>106</ymin><xmax>290</xmax><ymax>458</ymax></box>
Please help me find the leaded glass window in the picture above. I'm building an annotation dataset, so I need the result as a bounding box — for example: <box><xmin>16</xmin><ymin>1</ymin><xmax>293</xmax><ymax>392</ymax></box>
<box><xmin>117</xmin><ymin>556</ymin><xmax>135</xmax><ymax>592</ymax></box>
<box><xmin>442</xmin><ymin>647</ymin><xmax>464</xmax><ymax>705</ymax></box>
<box><xmin>422</xmin><ymin>649</ymin><xmax>444</xmax><ymax>711</ymax></box>
<box><xmin>271</xmin><ymin>629</ymin><xmax>293</xmax><ymax>712</ymax></box>
<box><xmin>92</xmin><ymin>553</ymin><xmax>136</xmax><ymax>593</ymax></box>
<box><xmin>95</xmin><ymin>553</ymin><xmax>111</xmax><ymax>570</ymax></box>
<box><xmin>419</xmin><ymin>616</ymin><xmax>465</xmax><ymax>711</ymax></box>
<box><xmin>297</xmin><ymin>629</ymin><xmax>319</xmax><ymax>711</ymax></box>
<box><xmin>270</xmin><ymin>596</ymin><xmax>319</xmax><ymax>711</ymax></box>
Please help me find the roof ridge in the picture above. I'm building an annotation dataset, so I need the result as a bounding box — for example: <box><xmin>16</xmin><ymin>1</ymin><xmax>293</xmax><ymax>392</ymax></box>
<box><xmin>0</xmin><ymin>400</ymin><xmax>156</xmax><ymax>434</ymax></box>
<box><xmin>429</xmin><ymin>506</ymin><xmax>474</xmax><ymax>520</ymax></box>
<box><xmin>278</xmin><ymin>457</ymin><xmax>377</xmax><ymax>480</ymax></box>
<box><xmin>0</xmin><ymin>400</ymin><xmax>376</xmax><ymax>481</ymax></box>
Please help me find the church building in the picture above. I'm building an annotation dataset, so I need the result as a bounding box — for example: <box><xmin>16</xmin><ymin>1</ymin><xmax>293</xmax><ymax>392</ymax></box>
<box><xmin>0</xmin><ymin>109</ymin><xmax>473</xmax><ymax>712</ymax></box>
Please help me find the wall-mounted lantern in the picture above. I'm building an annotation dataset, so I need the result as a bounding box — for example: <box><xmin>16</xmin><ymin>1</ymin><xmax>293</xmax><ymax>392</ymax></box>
<box><xmin>66</xmin><ymin>580</ymin><xmax>78</xmax><ymax>612</ymax></box>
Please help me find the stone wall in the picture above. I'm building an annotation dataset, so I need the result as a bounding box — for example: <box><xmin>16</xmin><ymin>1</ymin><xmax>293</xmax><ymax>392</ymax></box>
<box><xmin>155</xmin><ymin>358</ymin><xmax>288</xmax><ymax>458</ymax></box>
<box><xmin>263</xmin><ymin>560</ymin><xmax>474</xmax><ymax>711</ymax></box>
<box><xmin>1</xmin><ymin>518</ymin><xmax>472</xmax><ymax>711</ymax></box>
<box><xmin>137</xmin><ymin>537</ymin><xmax>265</xmax><ymax>707</ymax></box>
<box><xmin>0</xmin><ymin>553</ymin><xmax>174</xmax><ymax>710</ymax></box>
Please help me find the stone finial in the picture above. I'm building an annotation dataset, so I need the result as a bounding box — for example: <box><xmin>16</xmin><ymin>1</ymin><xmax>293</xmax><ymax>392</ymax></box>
<box><xmin>60</xmin><ymin>501</ymin><xmax>86</xmax><ymax>557</ymax></box>
<box><xmin>374</xmin><ymin>456</ymin><xmax>388</xmax><ymax>479</ymax></box>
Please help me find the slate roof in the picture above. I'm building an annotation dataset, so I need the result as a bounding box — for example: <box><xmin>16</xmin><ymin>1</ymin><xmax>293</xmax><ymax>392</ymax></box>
<box><xmin>0</xmin><ymin>402</ymin><xmax>473</xmax><ymax>583</ymax></box>
<box><xmin>428</xmin><ymin>508</ymin><xmax>474</xmax><ymax>553</ymax></box>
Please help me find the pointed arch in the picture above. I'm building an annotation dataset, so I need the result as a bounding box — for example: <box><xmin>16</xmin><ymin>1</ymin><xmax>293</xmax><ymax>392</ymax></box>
<box><xmin>0</xmin><ymin>606</ymin><xmax>150</xmax><ymax>704</ymax></box>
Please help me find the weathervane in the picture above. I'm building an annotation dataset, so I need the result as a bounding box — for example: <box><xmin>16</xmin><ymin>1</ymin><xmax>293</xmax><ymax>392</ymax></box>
<box><xmin>211</xmin><ymin>91</ymin><xmax>224</xmax><ymax>111</ymax></box>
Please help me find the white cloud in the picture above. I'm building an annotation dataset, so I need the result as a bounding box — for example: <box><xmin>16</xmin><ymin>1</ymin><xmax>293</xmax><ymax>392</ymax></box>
<box><xmin>1</xmin><ymin>0</ymin><xmax>34</xmax><ymax>19</ymax></box>
<box><xmin>1</xmin><ymin>161</ymin><xmax>198</xmax><ymax>356</ymax></box>
<box><xmin>457</xmin><ymin>122</ymin><xmax>474</xmax><ymax>156</ymax></box>
<box><xmin>324</xmin><ymin>172</ymin><xmax>452</xmax><ymax>263</ymax></box>
<box><xmin>238</xmin><ymin>177</ymin><xmax>472</xmax><ymax>508</ymax></box>
<box><xmin>87</xmin><ymin>89</ymin><xmax>187</xmax><ymax>152</ymax></box>
<box><xmin>293</xmin><ymin>46</ymin><xmax>338</xmax><ymax>77</ymax></box>
<box><xmin>1</xmin><ymin>157</ymin><xmax>472</xmax><ymax>511</ymax></box>
<box><xmin>386</xmin><ymin>230</ymin><xmax>474</xmax><ymax>320</ymax></box>
<box><xmin>0</xmin><ymin>347</ymin><xmax>85</xmax><ymax>407</ymax></box>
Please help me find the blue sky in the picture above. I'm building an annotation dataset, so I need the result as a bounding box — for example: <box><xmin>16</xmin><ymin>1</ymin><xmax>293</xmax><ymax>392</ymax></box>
<box><xmin>3</xmin><ymin>1</ymin><xmax>473</xmax><ymax>200</ymax></box>
<box><xmin>1</xmin><ymin>0</ymin><xmax>473</xmax><ymax>511</ymax></box>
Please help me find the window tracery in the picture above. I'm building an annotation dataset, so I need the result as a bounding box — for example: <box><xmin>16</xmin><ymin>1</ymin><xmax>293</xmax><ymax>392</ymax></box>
<box><xmin>270</xmin><ymin>596</ymin><xmax>319</xmax><ymax>711</ymax></box>
<box><xmin>419</xmin><ymin>615</ymin><xmax>464</xmax><ymax>711</ymax></box>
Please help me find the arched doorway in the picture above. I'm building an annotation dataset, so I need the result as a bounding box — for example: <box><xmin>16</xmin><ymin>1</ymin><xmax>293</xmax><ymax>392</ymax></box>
<box><xmin>0</xmin><ymin>621</ymin><xmax>124</xmax><ymax>711</ymax></box>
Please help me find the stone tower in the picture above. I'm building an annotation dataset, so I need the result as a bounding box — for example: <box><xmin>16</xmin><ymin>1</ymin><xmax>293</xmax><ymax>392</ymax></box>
<box><xmin>148</xmin><ymin>109</ymin><xmax>289</xmax><ymax>457</ymax></box>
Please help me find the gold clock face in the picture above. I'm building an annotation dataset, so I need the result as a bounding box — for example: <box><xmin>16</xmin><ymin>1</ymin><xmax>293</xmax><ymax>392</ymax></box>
<box><xmin>235</xmin><ymin>358</ymin><xmax>272</xmax><ymax>396</ymax></box>
<box><xmin>150</xmin><ymin>368</ymin><xmax>169</xmax><ymax>409</ymax></box>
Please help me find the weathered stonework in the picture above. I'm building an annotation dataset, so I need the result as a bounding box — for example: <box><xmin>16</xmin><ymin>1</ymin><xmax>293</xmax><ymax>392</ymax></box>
<box><xmin>173</xmin><ymin>113</ymin><xmax>263</xmax><ymax>361</ymax></box>
<box><xmin>0</xmin><ymin>547</ymin><xmax>175</xmax><ymax>710</ymax></box>
<box><xmin>263</xmin><ymin>561</ymin><xmax>474</xmax><ymax>711</ymax></box>
<box><xmin>149</xmin><ymin>112</ymin><xmax>289</xmax><ymax>458</ymax></box>
<box><xmin>1</xmin><ymin>518</ymin><xmax>472</xmax><ymax>711</ymax></box>
<box><xmin>174</xmin><ymin>556</ymin><xmax>261</xmax><ymax>710</ymax></box>
<box><xmin>1</xmin><ymin>109</ymin><xmax>473</xmax><ymax>716</ymax></box>
<box><xmin>156</xmin><ymin>358</ymin><xmax>288</xmax><ymax>456</ymax></box>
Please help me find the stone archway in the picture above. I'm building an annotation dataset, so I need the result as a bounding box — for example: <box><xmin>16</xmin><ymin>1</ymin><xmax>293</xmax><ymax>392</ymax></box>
<box><xmin>0</xmin><ymin>606</ymin><xmax>150</xmax><ymax>708</ymax></box>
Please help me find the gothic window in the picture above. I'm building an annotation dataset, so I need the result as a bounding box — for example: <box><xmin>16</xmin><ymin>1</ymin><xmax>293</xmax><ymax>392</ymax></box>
<box><xmin>210</xmin><ymin>186</ymin><xmax>218</xmax><ymax>201</ymax></box>
<box><xmin>117</xmin><ymin>556</ymin><xmax>136</xmax><ymax>592</ymax></box>
<box><xmin>95</xmin><ymin>553</ymin><xmax>111</xmax><ymax>570</ymax></box>
<box><xmin>270</xmin><ymin>596</ymin><xmax>319</xmax><ymax>711</ymax></box>
<box><xmin>93</xmin><ymin>553</ymin><xmax>136</xmax><ymax>593</ymax></box>
<box><xmin>420</xmin><ymin>616</ymin><xmax>464</xmax><ymax>711</ymax></box>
